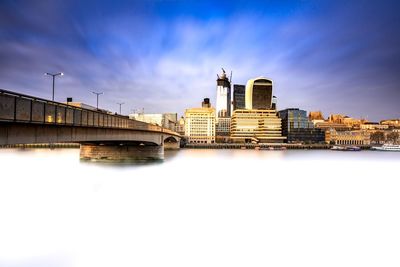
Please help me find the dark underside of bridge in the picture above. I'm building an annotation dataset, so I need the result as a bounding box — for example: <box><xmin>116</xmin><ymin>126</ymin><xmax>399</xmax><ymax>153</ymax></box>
<box><xmin>0</xmin><ymin>123</ymin><xmax>179</xmax><ymax>161</ymax></box>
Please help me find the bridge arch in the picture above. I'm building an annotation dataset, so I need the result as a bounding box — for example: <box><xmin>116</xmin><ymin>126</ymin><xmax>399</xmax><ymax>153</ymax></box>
<box><xmin>164</xmin><ymin>136</ymin><xmax>179</xmax><ymax>143</ymax></box>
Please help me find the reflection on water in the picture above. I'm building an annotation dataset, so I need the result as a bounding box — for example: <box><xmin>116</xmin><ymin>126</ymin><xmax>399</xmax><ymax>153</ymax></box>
<box><xmin>0</xmin><ymin>148</ymin><xmax>399</xmax><ymax>267</ymax></box>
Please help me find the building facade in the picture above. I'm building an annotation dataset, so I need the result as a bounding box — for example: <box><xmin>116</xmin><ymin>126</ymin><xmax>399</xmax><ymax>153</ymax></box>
<box><xmin>216</xmin><ymin>117</ymin><xmax>231</xmax><ymax>143</ymax></box>
<box><xmin>231</xmin><ymin>109</ymin><xmax>285</xmax><ymax>143</ymax></box>
<box><xmin>278</xmin><ymin>108</ymin><xmax>325</xmax><ymax>144</ymax></box>
<box><xmin>309</xmin><ymin>111</ymin><xmax>324</xmax><ymax>121</ymax></box>
<box><xmin>328</xmin><ymin>129</ymin><xmax>370</xmax><ymax>146</ymax></box>
<box><xmin>216</xmin><ymin>69</ymin><xmax>231</xmax><ymax>118</ymax></box>
<box><xmin>175</xmin><ymin>116</ymin><xmax>185</xmax><ymax>135</ymax></box>
<box><xmin>185</xmin><ymin>106</ymin><xmax>216</xmax><ymax>144</ymax></box>
<box><xmin>360</xmin><ymin>122</ymin><xmax>389</xmax><ymax>131</ymax></box>
<box><xmin>245</xmin><ymin>77</ymin><xmax>273</xmax><ymax>110</ymax></box>
<box><xmin>233</xmin><ymin>84</ymin><xmax>245</xmax><ymax>111</ymax></box>
<box><xmin>381</xmin><ymin>119</ymin><xmax>400</xmax><ymax>128</ymax></box>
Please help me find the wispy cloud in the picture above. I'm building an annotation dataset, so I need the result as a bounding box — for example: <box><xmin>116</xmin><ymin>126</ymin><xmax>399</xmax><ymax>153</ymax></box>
<box><xmin>0</xmin><ymin>0</ymin><xmax>399</xmax><ymax>120</ymax></box>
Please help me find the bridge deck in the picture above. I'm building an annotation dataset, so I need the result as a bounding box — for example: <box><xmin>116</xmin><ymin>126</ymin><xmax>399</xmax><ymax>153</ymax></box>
<box><xmin>0</xmin><ymin>88</ymin><xmax>178</xmax><ymax>137</ymax></box>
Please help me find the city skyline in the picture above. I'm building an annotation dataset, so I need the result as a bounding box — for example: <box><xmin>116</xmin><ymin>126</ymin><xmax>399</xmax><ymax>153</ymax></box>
<box><xmin>0</xmin><ymin>0</ymin><xmax>399</xmax><ymax>121</ymax></box>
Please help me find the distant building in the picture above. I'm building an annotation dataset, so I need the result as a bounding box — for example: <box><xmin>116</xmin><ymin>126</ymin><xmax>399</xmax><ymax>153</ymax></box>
<box><xmin>278</xmin><ymin>108</ymin><xmax>325</xmax><ymax>144</ymax></box>
<box><xmin>314</xmin><ymin>121</ymin><xmax>351</xmax><ymax>131</ymax></box>
<box><xmin>231</xmin><ymin>109</ymin><xmax>285</xmax><ymax>143</ymax></box>
<box><xmin>343</xmin><ymin>117</ymin><xmax>366</xmax><ymax>129</ymax></box>
<box><xmin>271</xmin><ymin>96</ymin><xmax>277</xmax><ymax>110</ymax></box>
<box><xmin>233</xmin><ymin>84</ymin><xmax>245</xmax><ymax>111</ymax></box>
<box><xmin>129</xmin><ymin>113</ymin><xmax>177</xmax><ymax>130</ymax></box>
<box><xmin>216</xmin><ymin>117</ymin><xmax>231</xmax><ymax>143</ymax></box>
<box><xmin>381</xmin><ymin>119</ymin><xmax>400</xmax><ymax>128</ymax></box>
<box><xmin>245</xmin><ymin>77</ymin><xmax>273</xmax><ymax>110</ymax></box>
<box><xmin>309</xmin><ymin>111</ymin><xmax>324</xmax><ymax>121</ymax></box>
<box><xmin>327</xmin><ymin>129</ymin><xmax>370</xmax><ymax>146</ymax></box>
<box><xmin>216</xmin><ymin>69</ymin><xmax>231</xmax><ymax>118</ymax></box>
<box><xmin>360</xmin><ymin>122</ymin><xmax>389</xmax><ymax>131</ymax></box>
<box><xmin>202</xmin><ymin>98</ymin><xmax>211</xmax><ymax>108</ymax></box>
<box><xmin>66</xmin><ymin>102</ymin><xmax>97</xmax><ymax>111</ymax></box>
<box><xmin>175</xmin><ymin>116</ymin><xmax>185</xmax><ymax>135</ymax></box>
<box><xmin>328</xmin><ymin>114</ymin><xmax>346</xmax><ymax>124</ymax></box>
<box><xmin>185</xmin><ymin>100</ymin><xmax>216</xmax><ymax>144</ymax></box>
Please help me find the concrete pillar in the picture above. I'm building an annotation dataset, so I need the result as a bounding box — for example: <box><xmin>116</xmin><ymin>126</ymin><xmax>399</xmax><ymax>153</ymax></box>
<box><xmin>80</xmin><ymin>143</ymin><xmax>164</xmax><ymax>161</ymax></box>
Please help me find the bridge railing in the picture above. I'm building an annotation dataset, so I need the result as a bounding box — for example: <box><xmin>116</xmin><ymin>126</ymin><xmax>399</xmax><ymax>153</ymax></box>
<box><xmin>0</xmin><ymin>89</ymin><xmax>178</xmax><ymax>136</ymax></box>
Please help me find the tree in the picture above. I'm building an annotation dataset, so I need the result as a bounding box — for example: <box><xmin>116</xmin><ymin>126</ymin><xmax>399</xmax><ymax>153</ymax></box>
<box><xmin>386</xmin><ymin>132</ymin><xmax>399</xmax><ymax>144</ymax></box>
<box><xmin>370</xmin><ymin>131</ymin><xmax>385</xmax><ymax>144</ymax></box>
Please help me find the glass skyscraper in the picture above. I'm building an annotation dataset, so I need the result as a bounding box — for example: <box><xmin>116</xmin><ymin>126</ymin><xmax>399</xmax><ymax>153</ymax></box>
<box><xmin>245</xmin><ymin>77</ymin><xmax>273</xmax><ymax>110</ymax></box>
<box><xmin>233</xmin><ymin>84</ymin><xmax>245</xmax><ymax>111</ymax></box>
<box><xmin>278</xmin><ymin>108</ymin><xmax>325</xmax><ymax>144</ymax></box>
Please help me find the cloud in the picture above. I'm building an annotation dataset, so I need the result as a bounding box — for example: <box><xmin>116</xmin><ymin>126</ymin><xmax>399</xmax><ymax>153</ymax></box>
<box><xmin>0</xmin><ymin>0</ymin><xmax>399</xmax><ymax>120</ymax></box>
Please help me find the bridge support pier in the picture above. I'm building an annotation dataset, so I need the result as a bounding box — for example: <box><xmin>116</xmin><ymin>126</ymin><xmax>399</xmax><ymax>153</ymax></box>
<box><xmin>80</xmin><ymin>143</ymin><xmax>164</xmax><ymax>161</ymax></box>
<box><xmin>164</xmin><ymin>141</ymin><xmax>180</xmax><ymax>150</ymax></box>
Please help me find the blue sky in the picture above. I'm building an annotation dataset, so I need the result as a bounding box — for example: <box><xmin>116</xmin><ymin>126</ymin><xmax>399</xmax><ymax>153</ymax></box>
<box><xmin>0</xmin><ymin>0</ymin><xmax>399</xmax><ymax>120</ymax></box>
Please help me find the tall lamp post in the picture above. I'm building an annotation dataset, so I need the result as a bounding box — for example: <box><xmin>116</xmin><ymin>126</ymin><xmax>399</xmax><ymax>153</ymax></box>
<box><xmin>45</xmin><ymin>72</ymin><xmax>63</xmax><ymax>101</ymax></box>
<box><xmin>117</xmin><ymin>102</ymin><xmax>124</xmax><ymax>114</ymax></box>
<box><xmin>92</xmin><ymin>91</ymin><xmax>103</xmax><ymax>110</ymax></box>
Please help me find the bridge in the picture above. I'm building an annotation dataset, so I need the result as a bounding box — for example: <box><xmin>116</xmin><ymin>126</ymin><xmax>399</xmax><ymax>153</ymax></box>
<box><xmin>0</xmin><ymin>89</ymin><xmax>181</xmax><ymax>160</ymax></box>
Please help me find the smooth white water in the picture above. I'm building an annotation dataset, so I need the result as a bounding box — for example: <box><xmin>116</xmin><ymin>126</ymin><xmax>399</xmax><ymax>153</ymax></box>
<box><xmin>0</xmin><ymin>148</ymin><xmax>399</xmax><ymax>267</ymax></box>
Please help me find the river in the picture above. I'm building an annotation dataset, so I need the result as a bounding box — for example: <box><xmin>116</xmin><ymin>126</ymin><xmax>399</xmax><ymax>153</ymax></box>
<box><xmin>0</xmin><ymin>148</ymin><xmax>399</xmax><ymax>267</ymax></box>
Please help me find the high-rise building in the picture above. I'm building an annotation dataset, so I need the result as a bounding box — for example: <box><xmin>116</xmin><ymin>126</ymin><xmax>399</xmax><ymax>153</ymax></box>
<box><xmin>185</xmin><ymin>99</ymin><xmax>216</xmax><ymax>144</ymax></box>
<box><xmin>216</xmin><ymin>69</ymin><xmax>231</xmax><ymax>118</ymax></box>
<box><xmin>231</xmin><ymin>109</ymin><xmax>285</xmax><ymax>143</ymax></box>
<box><xmin>245</xmin><ymin>77</ymin><xmax>273</xmax><ymax>110</ymax></box>
<box><xmin>233</xmin><ymin>84</ymin><xmax>245</xmax><ymax>111</ymax></box>
<box><xmin>278</xmin><ymin>108</ymin><xmax>325</xmax><ymax>144</ymax></box>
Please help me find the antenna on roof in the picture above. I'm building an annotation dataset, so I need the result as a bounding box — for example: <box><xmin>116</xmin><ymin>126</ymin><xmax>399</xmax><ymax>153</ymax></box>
<box><xmin>229</xmin><ymin>71</ymin><xmax>232</xmax><ymax>83</ymax></box>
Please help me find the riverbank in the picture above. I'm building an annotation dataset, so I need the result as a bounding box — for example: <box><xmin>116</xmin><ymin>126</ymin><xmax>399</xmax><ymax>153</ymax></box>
<box><xmin>184</xmin><ymin>143</ymin><xmax>372</xmax><ymax>150</ymax></box>
<box><xmin>0</xmin><ymin>143</ymin><xmax>374</xmax><ymax>150</ymax></box>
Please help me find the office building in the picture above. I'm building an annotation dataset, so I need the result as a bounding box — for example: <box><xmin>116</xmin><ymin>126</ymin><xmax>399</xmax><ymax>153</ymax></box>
<box><xmin>245</xmin><ymin>77</ymin><xmax>273</xmax><ymax>110</ymax></box>
<box><xmin>231</xmin><ymin>109</ymin><xmax>285</xmax><ymax>143</ymax></box>
<box><xmin>216</xmin><ymin>69</ymin><xmax>231</xmax><ymax>118</ymax></box>
<box><xmin>278</xmin><ymin>108</ymin><xmax>325</xmax><ymax>143</ymax></box>
<box><xmin>233</xmin><ymin>84</ymin><xmax>245</xmax><ymax>111</ymax></box>
<box><xmin>184</xmin><ymin>99</ymin><xmax>216</xmax><ymax>144</ymax></box>
<box><xmin>216</xmin><ymin>117</ymin><xmax>231</xmax><ymax>143</ymax></box>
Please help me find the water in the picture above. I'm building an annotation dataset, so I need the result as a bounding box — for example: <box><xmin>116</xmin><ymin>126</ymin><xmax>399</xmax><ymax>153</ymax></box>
<box><xmin>0</xmin><ymin>148</ymin><xmax>399</xmax><ymax>267</ymax></box>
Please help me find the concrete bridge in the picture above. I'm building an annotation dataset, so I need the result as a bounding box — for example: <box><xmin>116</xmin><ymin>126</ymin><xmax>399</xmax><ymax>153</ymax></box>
<box><xmin>0</xmin><ymin>89</ymin><xmax>181</xmax><ymax>160</ymax></box>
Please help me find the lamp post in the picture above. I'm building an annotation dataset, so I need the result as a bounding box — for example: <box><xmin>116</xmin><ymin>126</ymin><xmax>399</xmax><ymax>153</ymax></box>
<box><xmin>92</xmin><ymin>91</ymin><xmax>103</xmax><ymax>110</ymax></box>
<box><xmin>45</xmin><ymin>72</ymin><xmax>63</xmax><ymax>101</ymax></box>
<box><xmin>117</xmin><ymin>102</ymin><xmax>124</xmax><ymax>114</ymax></box>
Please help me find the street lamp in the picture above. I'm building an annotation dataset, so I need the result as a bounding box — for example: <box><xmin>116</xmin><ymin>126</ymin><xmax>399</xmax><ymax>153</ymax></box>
<box><xmin>45</xmin><ymin>72</ymin><xmax>63</xmax><ymax>101</ymax></box>
<box><xmin>117</xmin><ymin>102</ymin><xmax>124</xmax><ymax>114</ymax></box>
<box><xmin>92</xmin><ymin>91</ymin><xmax>103</xmax><ymax>110</ymax></box>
